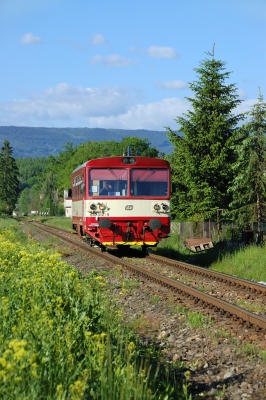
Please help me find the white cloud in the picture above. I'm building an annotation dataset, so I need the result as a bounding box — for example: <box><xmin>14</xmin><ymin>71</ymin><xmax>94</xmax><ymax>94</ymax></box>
<box><xmin>235</xmin><ymin>98</ymin><xmax>257</xmax><ymax>114</ymax></box>
<box><xmin>0</xmin><ymin>83</ymin><xmax>190</xmax><ymax>130</ymax></box>
<box><xmin>147</xmin><ymin>46</ymin><xmax>178</xmax><ymax>59</ymax></box>
<box><xmin>155</xmin><ymin>80</ymin><xmax>188</xmax><ymax>90</ymax></box>
<box><xmin>20</xmin><ymin>33</ymin><xmax>43</xmax><ymax>45</ymax></box>
<box><xmin>0</xmin><ymin>83</ymin><xmax>140</xmax><ymax>124</ymax></box>
<box><xmin>87</xmin><ymin>98</ymin><xmax>191</xmax><ymax>130</ymax></box>
<box><xmin>90</xmin><ymin>54</ymin><xmax>136</xmax><ymax>67</ymax></box>
<box><xmin>236</xmin><ymin>88</ymin><xmax>248</xmax><ymax>99</ymax></box>
<box><xmin>1</xmin><ymin>82</ymin><xmax>256</xmax><ymax>130</ymax></box>
<box><xmin>91</xmin><ymin>33</ymin><xmax>108</xmax><ymax>46</ymax></box>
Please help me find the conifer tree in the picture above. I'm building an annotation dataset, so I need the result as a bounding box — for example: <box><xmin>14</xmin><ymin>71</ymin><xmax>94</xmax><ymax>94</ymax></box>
<box><xmin>0</xmin><ymin>140</ymin><xmax>20</xmax><ymax>214</ymax></box>
<box><xmin>166</xmin><ymin>48</ymin><xmax>245</xmax><ymax>220</ymax></box>
<box><xmin>228</xmin><ymin>89</ymin><xmax>266</xmax><ymax>232</ymax></box>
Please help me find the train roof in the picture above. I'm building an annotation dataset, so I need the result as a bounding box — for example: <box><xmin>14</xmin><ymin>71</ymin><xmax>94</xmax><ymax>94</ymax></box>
<box><xmin>72</xmin><ymin>156</ymin><xmax>170</xmax><ymax>174</ymax></box>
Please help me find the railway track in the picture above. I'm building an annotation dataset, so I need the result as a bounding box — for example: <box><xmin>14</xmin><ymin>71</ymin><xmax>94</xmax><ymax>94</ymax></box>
<box><xmin>25</xmin><ymin>220</ymin><xmax>266</xmax><ymax>340</ymax></box>
<box><xmin>148</xmin><ymin>252</ymin><xmax>266</xmax><ymax>298</ymax></box>
<box><xmin>134</xmin><ymin>252</ymin><xmax>266</xmax><ymax>318</ymax></box>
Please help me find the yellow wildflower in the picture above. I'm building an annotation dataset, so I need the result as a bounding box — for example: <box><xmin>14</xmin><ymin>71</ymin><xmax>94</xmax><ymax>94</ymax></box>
<box><xmin>127</xmin><ymin>342</ymin><xmax>135</xmax><ymax>353</ymax></box>
<box><xmin>0</xmin><ymin>357</ymin><xmax>7</xmax><ymax>368</ymax></box>
<box><xmin>69</xmin><ymin>380</ymin><xmax>86</xmax><ymax>400</ymax></box>
<box><xmin>94</xmin><ymin>276</ymin><xmax>104</xmax><ymax>280</ymax></box>
<box><xmin>184</xmin><ymin>370</ymin><xmax>191</xmax><ymax>380</ymax></box>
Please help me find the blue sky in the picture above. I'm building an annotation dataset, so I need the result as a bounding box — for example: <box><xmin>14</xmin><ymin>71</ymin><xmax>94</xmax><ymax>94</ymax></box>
<box><xmin>0</xmin><ymin>0</ymin><xmax>265</xmax><ymax>131</ymax></box>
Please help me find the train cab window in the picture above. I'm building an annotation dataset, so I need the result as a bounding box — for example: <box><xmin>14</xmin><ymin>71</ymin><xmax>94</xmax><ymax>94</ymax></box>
<box><xmin>130</xmin><ymin>168</ymin><xmax>168</xmax><ymax>196</ymax></box>
<box><xmin>89</xmin><ymin>168</ymin><xmax>128</xmax><ymax>196</ymax></box>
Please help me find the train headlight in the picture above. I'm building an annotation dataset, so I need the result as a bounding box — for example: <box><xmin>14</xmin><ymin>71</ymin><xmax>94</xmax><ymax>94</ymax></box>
<box><xmin>90</xmin><ymin>203</ymin><xmax>97</xmax><ymax>210</ymax></box>
<box><xmin>122</xmin><ymin>157</ymin><xmax>136</xmax><ymax>164</ymax></box>
<box><xmin>153</xmin><ymin>203</ymin><xmax>160</xmax><ymax>211</ymax></box>
<box><xmin>161</xmin><ymin>203</ymin><xmax>169</xmax><ymax>211</ymax></box>
<box><xmin>98</xmin><ymin>203</ymin><xmax>106</xmax><ymax>210</ymax></box>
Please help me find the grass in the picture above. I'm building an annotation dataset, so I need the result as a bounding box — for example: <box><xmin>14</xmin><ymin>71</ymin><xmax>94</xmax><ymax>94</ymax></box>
<box><xmin>0</xmin><ymin>217</ymin><xmax>28</xmax><ymax>244</ymax></box>
<box><xmin>187</xmin><ymin>312</ymin><xmax>211</xmax><ymax>329</ymax></box>
<box><xmin>210</xmin><ymin>245</ymin><xmax>266</xmax><ymax>282</ymax></box>
<box><xmin>236</xmin><ymin>299</ymin><xmax>266</xmax><ymax>314</ymax></box>
<box><xmin>156</xmin><ymin>231</ymin><xmax>266</xmax><ymax>283</ymax></box>
<box><xmin>124</xmin><ymin>279</ymin><xmax>140</xmax><ymax>289</ymax></box>
<box><xmin>37</xmin><ymin>216</ymin><xmax>73</xmax><ymax>230</ymax></box>
<box><xmin>150</xmin><ymin>295</ymin><xmax>161</xmax><ymax>305</ymax></box>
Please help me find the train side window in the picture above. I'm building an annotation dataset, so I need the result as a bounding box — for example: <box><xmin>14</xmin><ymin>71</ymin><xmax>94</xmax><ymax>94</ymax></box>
<box><xmin>80</xmin><ymin>183</ymin><xmax>85</xmax><ymax>194</ymax></box>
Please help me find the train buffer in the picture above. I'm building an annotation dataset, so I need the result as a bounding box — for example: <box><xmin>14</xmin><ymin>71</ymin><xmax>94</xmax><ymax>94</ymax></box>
<box><xmin>184</xmin><ymin>238</ymin><xmax>214</xmax><ymax>252</ymax></box>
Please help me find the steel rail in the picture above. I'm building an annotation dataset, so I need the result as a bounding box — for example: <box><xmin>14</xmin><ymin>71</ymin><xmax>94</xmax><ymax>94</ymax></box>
<box><xmin>27</xmin><ymin>221</ymin><xmax>266</xmax><ymax>331</ymax></box>
<box><xmin>148</xmin><ymin>252</ymin><xmax>266</xmax><ymax>296</ymax></box>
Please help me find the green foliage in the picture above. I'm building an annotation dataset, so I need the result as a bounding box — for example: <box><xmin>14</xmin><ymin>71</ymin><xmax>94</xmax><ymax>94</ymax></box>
<box><xmin>166</xmin><ymin>48</ymin><xmax>245</xmax><ymax>221</ymax></box>
<box><xmin>41</xmin><ymin>171</ymin><xmax>59</xmax><ymax>216</ymax></box>
<box><xmin>16</xmin><ymin>157</ymin><xmax>47</xmax><ymax>190</ymax></box>
<box><xmin>16</xmin><ymin>157</ymin><xmax>48</xmax><ymax>215</ymax></box>
<box><xmin>228</xmin><ymin>89</ymin><xmax>266</xmax><ymax>228</ymax></box>
<box><xmin>118</xmin><ymin>137</ymin><xmax>160</xmax><ymax>158</ymax></box>
<box><xmin>44</xmin><ymin>142</ymin><xmax>78</xmax><ymax>193</ymax></box>
<box><xmin>0</xmin><ymin>141</ymin><xmax>20</xmax><ymax>214</ymax></box>
<box><xmin>187</xmin><ymin>312</ymin><xmax>208</xmax><ymax>329</ymax></box>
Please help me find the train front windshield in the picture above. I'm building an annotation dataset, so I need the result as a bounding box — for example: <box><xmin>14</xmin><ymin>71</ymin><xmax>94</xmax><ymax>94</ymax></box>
<box><xmin>89</xmin><ymin>167</ymin><xmax>168</xmax><ymax>197</ymax></box>
<box><xmin>89</xmin><ymin>168</ymin><xmax>128</xmax><ymax>196</ymax></box>
<box><xmin>130</xmin><ymin>168</ymin><xmax>168</xmax><ymax>196</ymax></box>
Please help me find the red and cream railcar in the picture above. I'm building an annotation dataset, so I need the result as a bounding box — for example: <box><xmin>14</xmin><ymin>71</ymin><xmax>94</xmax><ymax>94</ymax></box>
<box><xmin>71</xmin><ymin>155</ymin><xmax>171</xmax><ymax>251</ymax></box>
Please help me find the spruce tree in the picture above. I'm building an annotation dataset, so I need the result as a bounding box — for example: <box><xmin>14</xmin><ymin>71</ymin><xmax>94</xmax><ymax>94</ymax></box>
<box><xmin>0</xmin><ymin>140</ymin><xmax>20</xmax><ymax>214</ymax></box>
<box><xmin>166</xmin><ymin>48</ymin><xmax>245</xmax><ymax>220</ymax></box>
<box><xmin>228</xmin><ymin>89</ymin><xmax>266</xmax><ymax>233</ymax></box>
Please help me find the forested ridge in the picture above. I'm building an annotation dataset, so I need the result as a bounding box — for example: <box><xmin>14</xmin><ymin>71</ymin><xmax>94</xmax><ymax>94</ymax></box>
<box><xmin>1</xmin><ymin>50</ymin><xmax>266</xmax><ymax>231</ymax></box>
<box><xmin>0</xmin><ymin>126</ymin><xmax>172</xmax><ymax>158</ymax></box>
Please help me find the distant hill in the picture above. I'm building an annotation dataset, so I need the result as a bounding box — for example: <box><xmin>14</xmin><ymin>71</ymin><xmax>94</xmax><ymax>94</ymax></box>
<box><xmin>0</xmin><ymin>126</ymin><xmax>173</xmax><ymax>159</ymax></box>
